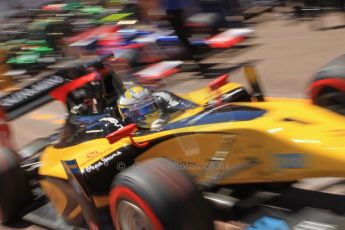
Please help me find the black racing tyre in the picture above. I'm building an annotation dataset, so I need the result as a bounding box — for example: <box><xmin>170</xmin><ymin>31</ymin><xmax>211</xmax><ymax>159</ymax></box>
<box><xmin>109</xmin><ymin>158</ymin><xmax>214</xmax><ymax>230</ymax></box>
<box><xmin>315</xmin><ymin>90</ymin><xmax>345</xmax><ymax>115</ymax></box>
<box><xmin>0</xmin><ymin>147</ymin><xmax>32</xmax><ymax>224</ymax></box>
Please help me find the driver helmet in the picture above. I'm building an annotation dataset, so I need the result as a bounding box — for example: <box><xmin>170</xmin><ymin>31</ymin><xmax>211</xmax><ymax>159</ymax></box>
<box><xmin>118</xmin><ymin>86</ymin><xmax>160</xmax><ymax>129</ymax></box>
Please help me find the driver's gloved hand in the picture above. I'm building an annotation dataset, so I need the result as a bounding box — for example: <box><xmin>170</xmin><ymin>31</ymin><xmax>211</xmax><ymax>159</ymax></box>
<box><xmin>70</xmin><ymin>104</ymin><xmax>91</xmax><ymax>115</ymax></box>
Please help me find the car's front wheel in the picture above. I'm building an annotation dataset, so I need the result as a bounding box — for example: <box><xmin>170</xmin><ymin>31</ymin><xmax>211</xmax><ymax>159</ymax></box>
<box><xmin>109</xmin><ymin>158</ymin><xmax>214</xmax><ymax>230</ymax></box>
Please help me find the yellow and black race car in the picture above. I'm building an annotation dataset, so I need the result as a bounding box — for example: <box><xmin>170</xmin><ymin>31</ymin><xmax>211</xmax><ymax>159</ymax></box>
<box><xmin>0</xmin><ymin>60</ymin><xmax>345</xmax><ymax>230</ymax></box>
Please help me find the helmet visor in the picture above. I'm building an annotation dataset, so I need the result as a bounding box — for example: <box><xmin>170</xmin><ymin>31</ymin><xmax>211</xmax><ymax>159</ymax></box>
<box><xmin>128</xmin><ymin>97</ymin><xmax>158</xmax><ymax>118</ymax></box>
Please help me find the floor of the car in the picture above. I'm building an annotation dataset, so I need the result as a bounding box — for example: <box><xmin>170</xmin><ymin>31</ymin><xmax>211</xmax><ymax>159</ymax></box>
<box><xmin>23</xmin><ymin>203</ymin><xmax>80</xmax><ymax>230</ymax></box>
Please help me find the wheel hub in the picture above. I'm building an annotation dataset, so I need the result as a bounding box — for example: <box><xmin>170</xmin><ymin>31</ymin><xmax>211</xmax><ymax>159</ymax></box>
<box><xmin>117</xmin><ymin>200</ymin><xmax>153</xmax><ymax>230</ymax></box>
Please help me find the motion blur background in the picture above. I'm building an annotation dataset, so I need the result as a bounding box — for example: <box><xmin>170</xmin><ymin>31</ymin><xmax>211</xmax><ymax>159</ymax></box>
<box><xmin>1</xmin><ymin>0</ymin><xmax>345</xmax><ymax>229</ymax></box>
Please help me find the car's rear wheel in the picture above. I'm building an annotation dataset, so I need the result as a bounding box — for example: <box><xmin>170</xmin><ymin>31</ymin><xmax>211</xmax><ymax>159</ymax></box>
<box><xmin>0</xmin><ymin>147</ymin><xmax>32</xmax><ymax>224</ymax></box>
<box><xmin>315</xmin><ymin>90</ymin><xmax>345</xmax><ymax>115</ymax></box>
<box><xmin>109</xmin><ymin>158</ymin><xmax>214</xmax><ymax>230</ymax></box>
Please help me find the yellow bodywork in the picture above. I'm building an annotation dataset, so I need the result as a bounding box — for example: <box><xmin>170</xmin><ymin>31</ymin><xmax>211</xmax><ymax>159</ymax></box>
<box><xmin>38</xmin><ymin>80</ymin><xmax>345</xmax><ymax>221</ymax></box>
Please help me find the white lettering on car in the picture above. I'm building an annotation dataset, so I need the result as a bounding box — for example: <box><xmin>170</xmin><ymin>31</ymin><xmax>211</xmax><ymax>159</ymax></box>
<box><xmin>154</xmin><ymin>92</ymin><xmax>180</xmax><ymax>107</ymax></box>
<box><xmin>99</xmin><ymin>117</ymin><xmax>124</xmax><ymax>129</ymax></box>
<box><xmin>83</xmin><ymin>151</ymin><xmax>122</xmax><ymax>173</ymax></box>
<box><xmin>0</xmin><ymin>75</ymin><xmax>64</xmax><ymax>107</ymax></box>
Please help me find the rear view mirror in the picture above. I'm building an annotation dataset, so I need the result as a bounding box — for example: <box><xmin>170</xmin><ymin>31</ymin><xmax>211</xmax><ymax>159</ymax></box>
<box><xmin>106</xmin><ymin>124</ymin><xmax>137</xmax><ymax>144</ymax></box>
<box><xmin>208</xmin><ymin>74</ymin><xmax>228</xmax><ymax>91</ymax></box>
<box><xmin>106</xmin><ymin>124</ymin><xmax>149</xmax><ymax>148</ymax></box>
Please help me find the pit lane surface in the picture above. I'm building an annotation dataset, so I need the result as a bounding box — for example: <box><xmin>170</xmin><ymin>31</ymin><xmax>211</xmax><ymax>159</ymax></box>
<box><xmin>5</xmin><ymin>11</ymin><xmax>345</xmax><ymax>229</ymax></box>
